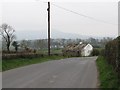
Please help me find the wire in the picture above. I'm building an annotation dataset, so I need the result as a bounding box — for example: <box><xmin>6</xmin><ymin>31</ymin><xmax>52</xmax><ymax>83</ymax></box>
<box><xmin>51</xmin><ymin>3</ymin><xmax>117</xmax><ymax>26</ymax></box>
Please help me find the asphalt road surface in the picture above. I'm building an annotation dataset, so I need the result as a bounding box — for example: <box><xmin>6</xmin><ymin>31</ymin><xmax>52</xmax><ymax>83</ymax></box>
<box><xmin>3</xmin><ymin>57</ymin><xmax>98</xmax><ymax>88</ymax></box>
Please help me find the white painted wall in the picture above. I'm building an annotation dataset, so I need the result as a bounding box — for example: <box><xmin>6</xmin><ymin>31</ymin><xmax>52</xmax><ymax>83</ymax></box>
<box><xmin>81</xmin><ymin>44</ymin><xmax>93</xmax><ymax>56</ymax></box>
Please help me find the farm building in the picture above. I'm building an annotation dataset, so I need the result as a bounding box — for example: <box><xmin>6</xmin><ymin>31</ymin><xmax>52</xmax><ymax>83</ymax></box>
<box><xmin>62</xmin><ymin>42</ymin><xmax>93</xmax><ymax>57</ymax></box>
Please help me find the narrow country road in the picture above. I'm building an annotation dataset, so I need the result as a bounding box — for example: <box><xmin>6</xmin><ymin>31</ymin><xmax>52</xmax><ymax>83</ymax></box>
<box><xmin>3</xmin><ymin>57</ymin><xmax>98</xmax><ymax>88</ymax></box>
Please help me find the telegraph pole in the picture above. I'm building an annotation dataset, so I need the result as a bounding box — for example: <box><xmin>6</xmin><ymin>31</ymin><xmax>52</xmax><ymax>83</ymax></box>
<box><xmin>47</xmin><ymin>2</ymin><xmax>50</xmax><ymax>56</ymax></box>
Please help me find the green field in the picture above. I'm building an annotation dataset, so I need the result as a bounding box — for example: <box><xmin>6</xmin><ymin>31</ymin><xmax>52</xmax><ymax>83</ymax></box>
<box><xmin>37</xmin><ymin>48</ymin><xmax>62</xmax><ymax>54</ymax></box>
<box><xmin>96</xmin><ymin>56</ymin><xmax>119</xmax><ymax>89</ymax></box>
<box><xmin>2</xmin><ymin>55</ymin><xmax>66</xmax><ymax>71</ymax></box>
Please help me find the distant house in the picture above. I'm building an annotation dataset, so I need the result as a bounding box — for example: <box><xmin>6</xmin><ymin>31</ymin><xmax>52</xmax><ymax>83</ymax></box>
<box><xmin>62</xmin><ymin>42</ymin><xmax>93</xmax><ymax>57</ymax></box>
<box><xmin>81</xmin><ymin>43</ymin><xmax>93</xmax><ymax>56</ymax></box>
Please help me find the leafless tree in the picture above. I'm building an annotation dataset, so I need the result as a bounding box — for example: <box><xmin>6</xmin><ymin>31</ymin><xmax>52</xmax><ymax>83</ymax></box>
<box><xmin>0</xmin><ymin>23</ymin><xmax>16</xmax><ymax>52</ymax></box>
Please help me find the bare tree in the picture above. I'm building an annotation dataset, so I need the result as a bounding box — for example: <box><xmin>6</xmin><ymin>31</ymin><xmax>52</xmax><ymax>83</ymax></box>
<box><xmin>0</xmin><ymin>23</ymin><xmax>16</xmax><ymax>52</ymax></box>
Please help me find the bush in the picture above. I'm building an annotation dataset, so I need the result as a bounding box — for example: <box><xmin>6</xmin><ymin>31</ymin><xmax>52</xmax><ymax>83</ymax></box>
<box><xmin>91</xmin><ymin>48</ymin><xmax>100</xmax><ymax>56</ymax></box>
<box><xmin>100</xmin><ymin>49</ymin><xmax>105</xmax><ymax>56</ymax></box>
<box><xmin>105</xmin><ymin>37</ymin><xmax>119</xmax><ymax>70</ymax></box>
<box><xmin>104</xmin><ymin>36</ymin><xmax>120</xmax><ymax>85</ymax></box>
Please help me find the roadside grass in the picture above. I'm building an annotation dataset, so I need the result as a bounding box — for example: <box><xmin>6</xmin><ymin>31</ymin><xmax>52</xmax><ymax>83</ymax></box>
<box><xmin>2</xmin><ymin>55</ymin><xmax>66</xmax><ymax>71</ymax></box>
<box><xmin>0</xmin><ymin>60</ymin><xmax>2</xmax><ymax>72</ymax></box>
<box><xmin>96</xmin><ymin>56</ymin><xmax>119</xmax><ymax>89</ymax></box>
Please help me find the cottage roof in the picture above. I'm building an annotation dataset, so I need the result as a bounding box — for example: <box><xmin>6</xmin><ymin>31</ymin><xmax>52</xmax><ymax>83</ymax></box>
<box><xmin>64</xmin><ymin>43</ymin><xmax>87</xmax><ymax>51</ymax></box>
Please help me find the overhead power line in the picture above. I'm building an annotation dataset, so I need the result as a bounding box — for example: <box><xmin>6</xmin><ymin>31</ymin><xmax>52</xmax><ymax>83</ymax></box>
<box><xmin>51</xmin><ymin>3</ymin><xmax>117</xmax><ymax>26</ymax></box>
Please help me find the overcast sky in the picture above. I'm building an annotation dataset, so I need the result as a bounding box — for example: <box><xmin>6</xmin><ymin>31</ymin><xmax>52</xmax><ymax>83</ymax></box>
<box><xmin>1</xmin><ymin>0</ymin><xmax>118</xmax><ymax>38</ymax></box>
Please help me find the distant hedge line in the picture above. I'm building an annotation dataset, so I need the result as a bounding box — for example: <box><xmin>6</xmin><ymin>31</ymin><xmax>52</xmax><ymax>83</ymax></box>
<box><xmin>2</xmin><ymin>53</ymin><xmax>62</xmax><ymax>60</ymax></box>
<box><xmin>105</xmin><ymin>36</ymin><xmax>120</xmax><ymax>81</ymax></box>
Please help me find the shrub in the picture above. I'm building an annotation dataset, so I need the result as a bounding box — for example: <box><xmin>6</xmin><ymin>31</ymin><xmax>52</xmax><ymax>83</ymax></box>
<box><xmin>100</xmin><ymin>49</ymin><xmax>105</xmax><ymax>57</ymax></box>
<box><xmin>105</xmin><ymin>37</ymin><xmax>119</xmax><ymax>70</ymax></box>
<box><xmin>91</xmin><ymin>48</ymin><xmax>100</xmax><ymax>56</ymax></box>
<box><xmin>104</xmin><ymin>36</ymin><xmax>120</xmax><ymax>85</ymax></box>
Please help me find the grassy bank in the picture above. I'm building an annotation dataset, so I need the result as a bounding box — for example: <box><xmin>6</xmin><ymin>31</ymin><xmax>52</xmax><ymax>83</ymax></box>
<box><xmin>0</xmin><ymin>60</ymin><xmax>2</xmax><ymax>72</ymax></box>
<box><xmin>96</xmin><ymin>56</ymin><xmax>119</xmax><ymax>89</ymax></box>
<box><xmin>2</xmin><ymin>55</ymin><xmax>67</xmax><ymax>71</ymax></box>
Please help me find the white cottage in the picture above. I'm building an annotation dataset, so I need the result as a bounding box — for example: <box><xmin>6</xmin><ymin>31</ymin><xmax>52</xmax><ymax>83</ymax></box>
<box><xmin>81</xmin><ymin>44</ymin><xmax>93</xmax><ymax>56</ymax></box>
<box><xmin>62</xmin><ymin>42</ymin><xmax>93</xmax><ymax>57</ymax></box>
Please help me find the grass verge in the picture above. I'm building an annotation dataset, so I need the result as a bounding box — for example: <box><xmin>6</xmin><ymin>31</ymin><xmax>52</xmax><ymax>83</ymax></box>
<box><xmin>2</xmin><ymin>55</ymin><xmax>67</xmax><ymax>71</ymax></box>
<box><xmin>96</xmin><ymin>56</ymin><xmax>119</xmax><ymax>89</ymax></box>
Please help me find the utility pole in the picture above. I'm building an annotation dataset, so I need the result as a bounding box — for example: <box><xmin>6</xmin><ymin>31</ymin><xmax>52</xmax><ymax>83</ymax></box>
<box><xmin>47</xmin><ymin>2</ymin><xmax>50</xmax><ymax>56</ymax></box>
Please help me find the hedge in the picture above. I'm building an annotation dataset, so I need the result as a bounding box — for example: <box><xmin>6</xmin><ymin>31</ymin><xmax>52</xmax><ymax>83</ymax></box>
<box><xmin>105</xmin><ymin>36</ymin><xmax>120</xmax><ymax>84</ymax></box>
